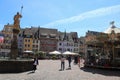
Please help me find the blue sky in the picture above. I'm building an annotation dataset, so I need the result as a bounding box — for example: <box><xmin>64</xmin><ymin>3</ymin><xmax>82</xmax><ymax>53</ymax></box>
<box><xmin>0</xmin><ymin>0</ymin><xmax>120</xmax><ymax>37</ymax></box>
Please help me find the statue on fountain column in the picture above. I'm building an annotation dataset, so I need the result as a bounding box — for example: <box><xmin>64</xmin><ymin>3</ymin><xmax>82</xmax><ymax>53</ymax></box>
<box><xmin>10</xmin><ymin>12</ymin><xmax>22</xmax><ymax>59</ymax></box>
<box><xmin>13</xmin><ymin>12</ymin><xmax>22</xmax><ymax>29</ymax></box>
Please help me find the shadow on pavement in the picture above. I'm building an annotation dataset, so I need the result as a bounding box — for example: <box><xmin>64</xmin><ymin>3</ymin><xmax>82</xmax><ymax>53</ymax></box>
<box><xmin>59</xmin><ymin>69</ymin><xmax>64</xmax><ymax>71</ymax></box>
<box><xmin>59</xmin><ymin>68</ymin><xmax>72</xmax><ymax>71</ymax></box>
<box><xmin>80</xmin><ymin>67</ymin><xmax>120</xmax><ymax>77</ymax></box>
<box><xmin>66</xmin><ymin>68</ymin><xmax>71</xmax><ymax>70</ymax></box>
<box><xmin>27</xmin><ymin>71</ymin><xmax>35</xmax><ymax>74</ymax></box>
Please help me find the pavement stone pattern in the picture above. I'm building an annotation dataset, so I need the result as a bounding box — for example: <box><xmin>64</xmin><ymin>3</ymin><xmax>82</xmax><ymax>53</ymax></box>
<box><xmin>0</xmin><ymin>60</ymin><xmax>120</xmax><ymax>80</ymax></box>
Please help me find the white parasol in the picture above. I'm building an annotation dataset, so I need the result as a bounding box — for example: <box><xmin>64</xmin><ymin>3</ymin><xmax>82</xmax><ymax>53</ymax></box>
<box><xmin>49</xmin><ymin>51</ymin><xmax>61</xmax><ymax>55</ymax></box>
<box><xmin>62</xmin><ymin>51</ymin><xmax>78</xmax><ymax>55</ymax></box>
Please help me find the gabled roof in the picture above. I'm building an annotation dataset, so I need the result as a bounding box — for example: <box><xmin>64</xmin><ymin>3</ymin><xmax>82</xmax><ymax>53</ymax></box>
<box><xmin>58</xmin><ymin>31</ymin><xmax>78</xmax><ymax>42</ymax></box>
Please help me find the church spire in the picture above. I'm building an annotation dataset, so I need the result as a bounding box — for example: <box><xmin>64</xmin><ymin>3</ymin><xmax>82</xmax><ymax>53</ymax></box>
<box><xmin>63</xmin><ymin>30</ymin><xmax>67</xmax><ymax>41</ymax></box>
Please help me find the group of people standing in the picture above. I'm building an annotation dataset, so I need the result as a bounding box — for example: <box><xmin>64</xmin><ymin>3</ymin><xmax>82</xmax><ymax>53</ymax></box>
<box><xmin>60</xmin><ymin>55</ymin><xmax>81</xmax><ymax>71</ymax></box>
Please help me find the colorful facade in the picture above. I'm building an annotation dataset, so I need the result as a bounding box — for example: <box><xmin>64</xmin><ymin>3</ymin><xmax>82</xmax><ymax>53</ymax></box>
<box><xmin>0</xmin><ymin>26</ymin><xmax>80</xmax><ymax>56</ymax></box>
<box><xmin>0</xmin><ymin>24</ymin><xmax>13</xmax><ymax>56</ymax></box>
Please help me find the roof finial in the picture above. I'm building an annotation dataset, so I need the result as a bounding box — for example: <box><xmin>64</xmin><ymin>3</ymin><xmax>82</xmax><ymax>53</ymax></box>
<box><xmin>110</xmin><ymin>21</ymin><xmax>114</xmax><ymax>25</ymax></box>
<box><xmin>110</xmin><ymin>21</ymin><xmax>116</xmax><ymax>28</ymax></box>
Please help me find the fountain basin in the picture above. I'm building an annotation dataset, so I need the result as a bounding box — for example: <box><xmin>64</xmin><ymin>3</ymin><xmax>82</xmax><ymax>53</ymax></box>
<box><xmin>0</xmin><ymin>59</ymin><xmax>34</xmax><ymax>73</ymax></box>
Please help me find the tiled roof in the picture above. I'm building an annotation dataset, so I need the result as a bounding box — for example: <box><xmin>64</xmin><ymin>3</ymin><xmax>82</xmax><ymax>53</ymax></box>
<box><xmin>22</xmin><ymin>27</ymin><xmax>58</xmax><ymax>38</ymax></box>
<box><xmin>58</xmin><ymin>31</ymin><xmax>78</xmax><ymax>42</ymax></box>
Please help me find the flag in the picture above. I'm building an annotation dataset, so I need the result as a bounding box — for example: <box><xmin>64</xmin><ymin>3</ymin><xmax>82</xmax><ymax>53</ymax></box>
<box><xmin>0</xmin><ymin>33</ymin><xmax>4</xmax><ymax>43</ymax></box>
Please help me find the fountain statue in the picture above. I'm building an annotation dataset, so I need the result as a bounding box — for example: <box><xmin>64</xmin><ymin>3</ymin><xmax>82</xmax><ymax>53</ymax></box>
<box><xmin>9</xmin><ymin>12</ymin><xmax>22</xmax><ymax>59</ymax></box>
<box><xmin>0</xmin><ymin>7</ymin><xmax>34</xmax><ymax>73</ymax></box>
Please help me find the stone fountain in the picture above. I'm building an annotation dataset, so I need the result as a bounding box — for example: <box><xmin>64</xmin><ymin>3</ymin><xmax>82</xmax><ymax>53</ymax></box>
<box><xmin>0</xmin><ymin>11</ymin><xmax>34</xmax><ymax>73</ymax></box>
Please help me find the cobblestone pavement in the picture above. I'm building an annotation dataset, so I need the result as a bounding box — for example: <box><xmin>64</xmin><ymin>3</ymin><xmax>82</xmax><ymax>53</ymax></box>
<box><xmin>0</xmin><ymin>60</ymin><xmax>120</xmax><ymax>80</ymax></box>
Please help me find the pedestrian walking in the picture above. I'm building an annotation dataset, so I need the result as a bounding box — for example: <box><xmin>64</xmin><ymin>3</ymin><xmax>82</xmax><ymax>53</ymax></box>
<box><xmin>60</xmin><ymin>55</ymin><xmax>65</xmax><ymax>71</ymax></box>
<box><xmin>33</xmin><ymin>57</ymin><xmax>39</xmax><ymax>72</ymax></box>
<box><xmin>67</xmin><ymin>55</ymin><xmax>72</xmax><ymax>69</ymax></box>
<box><xmin>74</xmin><ymin>56</ymin><xmax>78</xmax><ymax>64</ymax></box>
<box><xmin>78</xmin><ymin>56</ymin><xmax>80</xmax><ymax>67</ymax></box>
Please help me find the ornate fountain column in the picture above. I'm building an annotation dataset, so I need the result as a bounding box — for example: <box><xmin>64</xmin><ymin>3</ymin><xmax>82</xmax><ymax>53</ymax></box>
<box><xmin>10</xmin><ymin>12</ymin><xmax>22</xmax><ymax>59</ymax></box>
<box><xmin>0</xmin><ymin>7</ymin><xmax>34</xmax><ymax>73</ymax></box>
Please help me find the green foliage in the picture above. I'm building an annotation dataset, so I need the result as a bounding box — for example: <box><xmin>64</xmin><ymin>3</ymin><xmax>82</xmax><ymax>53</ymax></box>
<box><xmin>35</xmin><ymin>51</ymin><xmax>46</xmax><ymax>59</ymax></box>
<box><xmin>51</xmin><ymin>55</ymin><xmax>57</xmax><ymax>60</ymax></box>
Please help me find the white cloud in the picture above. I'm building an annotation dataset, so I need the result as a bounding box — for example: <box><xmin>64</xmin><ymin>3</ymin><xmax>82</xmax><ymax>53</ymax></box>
<box><xmin>43</xmin><ymin>5</ymin><xmax>120</xmax><ymax>27</ymax></box>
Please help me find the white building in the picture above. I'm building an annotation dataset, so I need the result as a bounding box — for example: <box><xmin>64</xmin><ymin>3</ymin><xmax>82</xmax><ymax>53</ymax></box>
<box><xmin>57</xmin><ymin>31</ymin><xmax>79</xmax><ymax>53</ymax></box>
<box><xmin>18</xmin><ymin>29</ymin><xmax>24</xmax><ymax>55</ymax></box>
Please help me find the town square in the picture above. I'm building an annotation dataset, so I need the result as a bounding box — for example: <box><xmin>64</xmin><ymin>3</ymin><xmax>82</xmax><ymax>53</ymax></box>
<box><xmin>0</xmin><ymin>0</ymin><xmax>120</xmax><ymax>80</ymax></box>
<box><xmin>0</xmin><ymin>60</ymin><xmax>120</xmax><ymax>80</ymax></box>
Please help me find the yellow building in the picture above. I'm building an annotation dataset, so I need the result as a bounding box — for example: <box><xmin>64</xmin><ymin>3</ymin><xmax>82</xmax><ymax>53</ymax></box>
<box><xmin>23</xmin><ymin>38</ymin><xmax>33</xmax><ymax>51</ymax></box>
<box><xmin>23</xmin><ymin>28</ymin><xmax>33</xmax><ymax>51</ymax></box>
